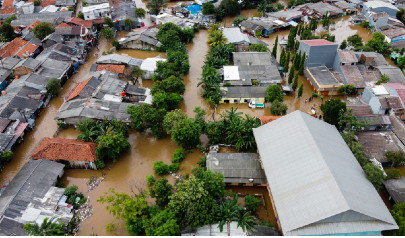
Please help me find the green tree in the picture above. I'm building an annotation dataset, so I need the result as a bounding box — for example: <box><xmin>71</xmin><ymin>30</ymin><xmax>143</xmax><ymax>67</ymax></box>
<box><xmin>144</xmin><ymin>209</ymin><xmax>180</xmax><ymax>236</ymax></box>
<box><xmin>216</xmin><ymin>194</ymin><xmax>240</xmax><ymax>234</ymax></box>
<box><xmin>337</xmin><ymin>84</ymin><xmax>357</xmax><ymax>95</ymax></box>
<box><xmin>363</xmin><ymin>163</ymin><xmax>385</xmax><ymax>190</ymax></box>
<box><xmin>384</xmin><ymin>203</ymin><xmax>405</xmax><ymax>236</ymax></box>
<box><xmin>168</xmin><ymin>176</ymin><xmax>218</xmax><ymax>229</ymax></box>
<box><xmin>131</xmin><ymin>66</ymin><xmax>145</xmax><ymax>84</ymax></box>
<box><xmin>101</xmin><ymin>27</ymin><xmax>114</xmax><ymax>39</ymax></box>
<box><xmin>46</xmin><ymin>78</ymin><xmax>61</xmax><ymax>97</ymax></box>
<box><xmin>152</xmin><ymin>91</ymin><xmax>182</xmax><ymax>111</ymax></box>
<box><xmin>277</xmin><ymin>3</ymin><xmax>284</xmax><ymax>10</ymax></box>
<box><xmin>361</xmin><ymin>20</ymin><xmax>369</xmax><ymax>28</ymax></box>
<box><xmin>171</xmin><ymin>118</ymin><xmax>202</xmax><ymax>149</ymax></box>
<box><xmin>135</xmin><ymin>8</ymin><xmax>146</xmax><ymax>18</ymax></box>
<box><xmin>153</xmin><ymin>161</ymin><xmax>169</xmax><ymax>175</ymax></box>
<box><xmin>270</xmin><ymin>100</ymin><xmax>288</xmax><ymax>116</ymax></box>
<box><xmin>96</xmin><ymin>131</ymin><xmax>130</xmax><ymax>163</ymax></box>
<box><xmin>23</xmin><ymin>217</ymin><xmax>66</xmax><ymax>236</ymax></box>
<box><xmin>340</xmin><ymin>40</ymin><xmax>347</xmax><ymax>50</ymax></box>
<box><xmin>162</xmin><ymin>109</ymin><xmax>187</xmax><ymax>135</ymax></box>
<box><xmin>77</xmin><ymin>12</ymin><xmax>84</xmax><ymax>20</ymax></box>
<box><xmin>249</xmin><ymin>44</ymin><xmax>268</xmax><ymax>52</ymax></box>
<box><xmin>202</xmin><ymin>2</ymin><xmax>216</xmax><ymax>15</ymax></box>
<box><xmin>288</xmin><ymin>64</ymin><xmax>295</xmax><ymax>84</ymax></box>
<box><xmin>34</xmin><ymin>0</ymin><xmax>40</xmax><ymax>6</ymax></box>
<box><xmin>4</xmin><ymin>14</ymin><xmax>16</xmax><ymax>24</ymax></box>
<box><xmin>297</xmin><ymin>83</ymin><xmax>303</xmax><ymax>98</ymax></box>
<box><xmin>279</xmin><ymin>47</ymin><xmax>285</xmax><ymax>66</ymax></box>
<box><xmin>320</xmin><ymin>99</ymin><xmax>346</xmax><ymax>127</ymax></box>
<box><xmin>0</xmin><ymin>150</ymin><xmax>13</xmax><ymax>166</ymax></box>
<box><xmin>266</xmin><ymin>85</ymin><xmax>283</xmax><ymax>103</ymax></box>
<box><xmin>191</xmin><ymin>167</ymin><xmax>225</xmax><ymax>199</ymax></box>
<box><xmin>152</xmin><ymin>76</ymin><xmax>185</xmax><ymax>95</ymax></box>
<box><xmin>233</xmin><ymin>16</ymin><xmax>247</xmax><ymax>26</ymax></box>
<box><xmin>244</xmin><ymin>195</ymin><xmax>262</xmax><ymax>215</ymax></box>
<box><xmin>347</xmin><ymin>34</ymin><xmax>363</xmax><ymax>47</ymax></box>
<box><xmin>98</xmin><ymin>189</ymin><xmax>149</xmax><ymax>235</ymax></box>
<box><xmin>292</xmin><ymin>74</ymin><xmax>299</xmax><ymax>91</ymax></box>
<box><xmin>235</xmin><ymin>208</ymin><xmax>257</xmax><ymax>232</ymax></box>
<box><xmin>207</xmin><ymin>29</ymin><xmax>227</xmax><ymax>46</ymax></box>
<box><xmin>0</xmin><ymin>23</ymin><xmax>15</xmax><ymax>42</ymax></box>
<box><xmin>147</xmin><ymin>0</ymin><xmax>167</xmax><ymax>15</ymax></box>
<box><xmin>104</xmin><ymin>17</ymin><xmax>114</xmax><ymax>27</ymax></box>
<box><xmin>172</xmin><ymin>148</ymin><xmax>185</xmax><ymax>163</ymax></box>
<box><xmin>124</xmin><ymin>18</ymin><xmax>135</xmax><ymax>29</ymax></box>
<box><xmin>111</xmin><ymin>40</ymin><xmax>121</xmax><ymax>50</ymax></box>
<box><xmin>299</xmin><ymin>52</ymin><xmax>306</xmax><ymax>75</ymax></box>
<box><xmin>272</xmin><ymin>35</ymin><xmax>278</xmax><ymax>58</ymax></box>
<box><xmin>376</xmin><ymin>74</ymin><xmax>390</xmax><ymax>85</ymax></box>
<box><xmin>33</xmin><ymin>22</ymin><xmax>54</xmax><ymax>40</ymax></box>
<box><xmin>294</xmin><ymin>52</ymin><xmax>301</xmax><ymax>70</ymax></box>
<box><xmin>219</xmin><ymin>0</ymin><xmax>241</xmax><ymax>16</ymax></box>
<box><xmin>284</xmin><ymin>51</ymin><xmax>290</xmax><ymax>73</ymax></box>
<box><xmin>128</xmin><ymin>104</ymin><xmax>167</xmax><ymax>138</ymax></box>
<box><xmin>366</xmin><ymin>32</ymin><xmax>391</xmax><ymax>55</ymax></box>
<box><xmin>150</xmin><ymin>177</ymin><xmax>173</xmax><ymax>207</ymax></box>
<box><xmin>338</xmin><ymin>108</ymin><xmax>365</xmax><ymax>132</ymax></box>
<box><xmin>320</xmin><ymin>12</ymin><xmax>332</xmax><ymax>30</ymax></box>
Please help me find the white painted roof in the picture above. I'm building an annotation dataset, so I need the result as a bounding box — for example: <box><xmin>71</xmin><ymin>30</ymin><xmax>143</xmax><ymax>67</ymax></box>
<box><xmin>372</xmin><ymin>85</ymin><xmax>390</xmax><ymax>95</ymax></box>
<box><xmin>253</xmin><ymin>110</ymin><xmax>398</xmax><ymax>236</ymax></box>
<box><xmin>222</xmin><ymin>27</ymin><xmax>250</xmax><ymax>44</ymax></box>
<box><xmin>223</xmin><ymin>66</ymin><xmax>240</xmax><ymax>81</ymax></box>
<box><xmin>363</xmin><ymin>0</ymin><xmax>398</xmax><ymax>10</ymax></box>
<box><xmin>140</xmin><ymin>57</ymin><xmax>166</xmax><ymax>71</ymax></box>
<box><xmin>82</xmin><ymin>3</ymin><xmax>110</xmax><ymax>12</ymax></box>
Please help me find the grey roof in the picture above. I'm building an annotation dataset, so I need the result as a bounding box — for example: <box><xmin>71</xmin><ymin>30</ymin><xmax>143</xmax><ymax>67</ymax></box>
<box><xmin>1</xmin><ymin>57</ymin><xmax>21</xmax><ymax>70</ymax></box>
<box><xmin>96</xmin><ymin>54</ymin><xmax>136</xmax><ymax>65</ymax></box>
<box><xmin>42</xmin><ymin>33</ymin><xmax>64</xmax><ymax>46</ymax></box>
<box><xmin>376</xmin><ymin>66</ymin><xmax>405</xmax><ymax>84</ymax></box>
<box><xmin>0</xmin><ymin>134</ymin><xmax>14</xmax><ymax>151</ymax></box>
<box><xmin>206</xmin><ymin>152</ymin><xmax>267</xmax><ymax>184</ymax></box>
<box><xmin>340</xmin><ymin>65</ymin><xmax>366</xmax><ymax>88</ymax></box>
<box><xmin>253</xmin><ymin>110</ymin><xmax>398</xmax><ymax>236</ymax></box>
<box><xmin>233</xmin><ymin>52</ymin><xmax>272</xmax><ymax>66</ymax></box>
<box><xmin>36</xmin><ymin>58</ymin><xmax>70</xmax><ymax>79</ymax></box>
<box><xmin>334</xmin><ymin>0</ymin><xmax>357</xmax><ymax>10</ymax></box>
<box><xmin>36</xmin><ymin>43</ymin><xmax>81</xmax><ymax>64</ymax></box>
<box><xmin>55</xmin><ymin>0</ymin><xmax>76</xmax><ymax>6</ymax></box>
<box><xmin>0</xmin><ymin>68</ymin><xmax>11</xmax><ymax>82</ymax></box>
<box><xmin>111</xmin><ymin>2</ymin><xmax>138</xmax><ymax>22</ymax></box>
<box><xmin>121</xmin><ymin>28</ymin><xmax>162</xmax><ymax>47</ymax></box>
<box><xmin>306</xmin><ymin>66</ymin><xmax>340</xmax><ymax>86</ymax></box>
<box><xmin>354</xmin><ymin>52</ymin><xmax>388</xmax><ymax>67</ymax></box>
<box><xmin>11</xmin><ymin>74</ymin><xmax>52</xmax><ymax>89</ymax></box>
<box><xmin>10</xmin><ymin>11</ymin><xmax>74</xmax><ymax>27</ymax></box>
<box><xmin>93</xmin><ymin>76</ymin><xmax>128</xmax><ymax>99</ymax></box>
<box><xmin>356</xmin><ymin>114</ymin><xmax>391</xmax><ymax>126</ymax></box>
<box><xmin>389</xmin><ymin>115</ymin><xmax>405</xmax><ymax>146</ymax></box>
<box><xmin>55</xmin><ymin>98</ymin><xmax>135</xmax><ymax>122</ymax></box>
<box><xmin>181</xmin><ymin>222</ymin><xmax>278</xmax><ymax>236</ymax></box>
<box><xmin>14</xmin><ymin>58</ymin><xmax>41</xmax><ymax>71</ymax></box>
<box><xmin>240</xmin><ymin>17</ymin><xmax>289</xmax><ymax>31</ymax></box>
<box><xmin>266</xmin><ymin>9</ymin><xmax>303</xmax><ymax>21</ymax></box>
<box><xmin>383</xmin><ymin>178</ymin><xmax>405</xmax><ymax>204</ymax></box>
<box><xmin>221</xmin><ymin>86</ymin><xmax>267</xmax><ymax>98</ymax></box>
<box><xmin>0</xmin><ymin>159</ymin><xmax>67</xmax><ymax>236</ymax></box>
<box><xmin>222</xmin><ymin>27</ymin><xmax>250</xmax><ymax>44</ymax></box>
<box><xmin>305</xmin><ymin>2</ymin><xmax>344</xmax><ymax>15</ymax></box>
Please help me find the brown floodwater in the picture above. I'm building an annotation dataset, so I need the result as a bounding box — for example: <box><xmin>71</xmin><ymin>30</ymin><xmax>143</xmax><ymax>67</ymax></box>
<box><xmin>0</xmin><ymin>10</ymin><xmax>393</xmax><ymax>236</ymax></box>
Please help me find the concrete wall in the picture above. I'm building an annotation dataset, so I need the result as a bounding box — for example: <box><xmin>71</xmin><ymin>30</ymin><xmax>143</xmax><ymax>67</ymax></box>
<box><xmin>121</xmin><ymin>40</ymin><xmax>156</xmax><ymax>50</ymax></box>
<box><xmin>298</xmin><ymin>43</ymin><xmax>338</xmax><ymax>69</ymax></box>
<box><xmin>220</xmin><ymin>97</ymin><xmax>265</xmax><ymax>104</ymax></box>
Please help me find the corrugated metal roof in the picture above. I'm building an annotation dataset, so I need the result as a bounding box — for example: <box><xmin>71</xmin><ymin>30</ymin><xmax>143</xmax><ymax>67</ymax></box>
<box><xmin>253</xmin><ymin>110</ymin><xmax>398</xmax><ymax>235</ymax></box>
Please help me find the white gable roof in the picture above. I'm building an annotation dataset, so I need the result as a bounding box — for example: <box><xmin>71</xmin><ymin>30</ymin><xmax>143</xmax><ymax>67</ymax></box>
<box><xmin>223</xmin><ymin>66</ymin><xmax>240</xmax><ymax>81</ymax></box>
<box><xmin>222</xmin><ymin>27</ymin><xmax>250</xmax><ymax>44</ymax></box>
<box><xmin>253</xmin><ymin>110</ymin><xmax>398</xmax><ymax>235</ymax></box>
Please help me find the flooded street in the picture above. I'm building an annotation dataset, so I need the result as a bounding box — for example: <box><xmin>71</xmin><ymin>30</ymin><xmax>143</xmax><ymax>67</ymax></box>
<box><xmin>0</xmin><ymin>7</ymin><xmax>391</xmax><ymax>235</ymax></box>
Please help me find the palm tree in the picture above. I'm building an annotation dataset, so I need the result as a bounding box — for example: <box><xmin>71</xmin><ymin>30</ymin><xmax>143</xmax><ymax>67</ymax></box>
<box><xmin>235</xmin><ymin>209</ymin><xmax>257</xmax><ymax>233</ymax></box>
<box><xmin>216</xmin><ymin>194</ymin><xmax>240</xmax><ymax>235</ymax></box>
<box><xmin>131</xmin><ymin>66</ymin><xmax>145</xmax><ymax>84</ymax></box>
<box><xmin>23</xmin><ymin>217</ymin><xmax>66</xmax><ymax>236</ymax></box>
<box><xmin>207</xmin><ymin>30</ymin><xmax>227</xmax><ymax>47</ymax></box>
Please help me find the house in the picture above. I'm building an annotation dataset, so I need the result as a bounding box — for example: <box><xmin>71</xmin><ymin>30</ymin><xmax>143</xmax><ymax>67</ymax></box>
<box><xmin>206</xmin><ymin>151</ymin><xmax>267</xmax><ymax>185</ymax></box>
<box><xmin>30</xmin><ymin>137</ymin><xmax>98</xmax><ymax>169</ymax></box>
<box><xmin>82</xmin><ymin>3</ymin><xmax>110</xmax><ymax>20</ymax></box>
<box><xmin>3</xmin><ymin>0</ymin><xmax>16</xmax><ymax>8</ymax></box>
<box><xmin>304</xmin><ymin>66</ymin><xmax>342</xmax><ymax>95</ymax></box>
<box><xmin>376</xmin><ymin>66</ymin><xmax>405</xmax><ymax>84</ymax></box>
<box><xmin>351</xmin><ymin>14</ymin><xmax>366</xmax><ymax>24</ymax></box>
<box><xmin>154</xmin><ymin>13</ymin><xmax>199</xmax><ymax>28</ymax></box>
<box><xmin>356</xmin><ymin>114</ymin><xmax>391</xmax><ymax>130</ymax></box>
<box><xmin>356</xmin><ymin>131</ymin><xmax>404</xmax><ymax>164</ymax></box>
<box><xmin>222</xmin><ymin>27</ymin><xmax>268</xmax><ymax>52</ymax></box>
<box><xmin>55</xmin><ymin>0</ymin><xmax>76</xmax><ymax>7</ymax></box>
<box><xmin>0</xmin><ymin>38</ymin><xmax>29</xmax><ymax>58</ymax></box>
<box><xmin>0</xmin><ymin>68</ymin><xmax>11</xmax><ymax>90</ymax></box>
<box><xmin>10</xmin><ymin>11</ymin><xmax>73</xmax><ymax>27</ymax></box>
<box><xmin>13</xmin><ymin>58</ymin><xmax>41</xmax><ymax>77</ymax></box>
<box><xmin>380</xmin><ymin>25</ymin><xmax>405</xmax><ymax>43</ymax></box>
<box><xmin>298</xmin><ymin>39</ymin><xmax>338</xmax><ymax>68</ymax></box>
<box><xmin>0</xmin><ymin>120</ymin><xmax>29</xmax><ymax>152</ymax></box>
<box><xmin>181</xmin><ymin>221</ymin><xmax>278</xmax><ymax>236</ymax></box>
<box><xmin>332</xmin><ymin>51</ymin><xmax>366</xmax><ymax>91</ymax></box>
<box><xmin>266</xmin><ymin>9</ymin><xmax>303</xmax><ymax>22</ymax></box>
<box><xmin>220</xmin><ymin>86</ymin><xmax>267</xmax><ymax>104</ymax></box>
<box><xmin>0</xmin><ymin>159</ymin><xmax>72</xmax><ymax>235</ymax></box>
<box><xmin>232</xmin><ymin>52</ymin><xmax>282</xmax><ymax>84</ymax></box>
<box><xmin>0</xmin><ymin>57</ymin><xmax>21</xmax><ymax>70</ymax></box>
<box><xmin>41</xmin><ymin>33</ymin><xmax>64</xmax><ymax>48</ymax></box>
<box><xmin>119</xmin><ymin>27</ymin><xmax>162</xmax><ymax>50</ymax></box>
<box><xmin>140</xmin><ymin>57</ymin><xmax>167</xmax><ymax>79</ymax></box>
<box><xmin>0</xmin><ymin>7</ymin><xmax>16</xmax><ymax>20</ymax></box>
<box><xmin>9</xmin><ymin>73</ymin><xmax>52</xmax><ymax>89</ymax></box>
<box><xmin>333</xmin><ymin>0</ymin><xmax>357</xmax><ymax>14</ymax></box>
<box><xmin>252</xmin><ymin>110</ymin><xmax>398</xmax><ymax>235</ymax></box>
<box><xmin>240</xmin><ymin>17</ymin><xmax>289</xmax><ymax>36</ymax></box>
<box><xmin>364</xmin><ymin>11</ymin><xmax>389</xmax><ymax>29</ymax></box>
<box><xmin>111</xmin><ymin>2</ymin><xmax>141</xmax><ymax>31</ymax></box>
<box><xmin>362</xmin><ymin>85</ymin><xmax>405</xmax><ymax>118</ymax></box>
<box><xmin>40</xmin><ymin>0</ymin><xmax>56</xmax><ymax>7</ymax></box>
<box><xmin>362</xmin><ymin>0</ymin><xmax>398</xmax><ymax>18</ymax></box>
<box><xmin>36</xmin><ymin>58</ymin><xmax>72</xmax><ymax>84</ymax></box>
<box><xmin>36</xmin><ymin>43</ymin><xmax>86</xmax><ymax>66</ymax></box>
<box><xmin>96</xmin><ymin>64</ymin><xmax>127</xmax><ymax>77</ymax></box>
<box><xmin>301</xmin><ymin>2</ymin><xmax>344</xmax><ymax>18</ymax></box>
<box><xmin>17</xmin><ymin>1</ymin><xmax>34</xmax><ymax>14</ymax></box>
<box><xmin>383</xmin><ymin>178</ymin><xmax>405</xmax><ymax>204</ymax></box>
<box><xmin>54</xmin><ymin>22</ymin><xmax>92</xmax><ymax>45</ymax></box>
<box><xmin>65</xmin><ymin>74</ymin><xmax>103</xmax><ymax>101</ymax></box>
<box><xmin>354</xmin><ymin>51</ymin><xmax>389</xmax><ymax>67</ymax></box>
<box><xmin>96</xmin><ymin>53</ymin><xmax>143</xmax><ymax>67</ymax></box>
<box><xmin>55</xmin><ymin>98</ymin><xmax>134</xmax><ymax>124</ymax></box>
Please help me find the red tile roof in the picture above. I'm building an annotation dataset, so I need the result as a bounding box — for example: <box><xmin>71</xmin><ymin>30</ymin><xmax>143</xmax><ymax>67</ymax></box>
<box><xmin>30</xmin><ymin>137</ymin><xmax>98</xmax><ymax>162</ymax></box>
<box><xmin>15</xmin><ymin>42</ymin><xmax>39</xmax><ymax>58</ymax></box>
<box><xmin>23</xmin><ymin>20</ymin><xmax>41</xmax><ymax>32</ymax></box>
<box><xmin>96</xmin><ymin>64</ymin><xmax>125</xmax><ymax>74</ymax></box>
<box><xmin>0</xmin><ymin>7</ymin><xmax>16</xmax><ymax>14</ymax></box>
<box><xmin>65</xmin><ymin>17</ymin><xmax>93</xmax><ymax>28</ymax></box>
<box><xmin>66</xmin><ymin>76</ymin><xmax>92</xmax><ymax>101</ymax></box>
<box><xmin>384</xmin><ymin>83</ymin><xmax>405</xmax><ymax>104</ymax></box>
<box><xmin>257</xmin><ymin>116</ymin><xmax>283</xmax><ymax>125</ymax></box>
<box><xmin>56</xmin><ymin>22</ymin><xmax>71</xmax><ymax>28</ymax></box>
<box><xmin>0</xmin><ymin>38</ymin><xmax>28</xmax><ymax>58</ymax></box>
<box><xmin>40</xmin><ymin>0</ymin><xmax>56</xmax><ymax>7</ymax></box>
<box><xmin>3</xmin><ymin>0</ymin><xmax>14</xmax><ymax>8</ymax></box>
<box><xmin>300</xmin><ymin>39</ymin><xmax>335</xmax><ymax>46</ymax></box>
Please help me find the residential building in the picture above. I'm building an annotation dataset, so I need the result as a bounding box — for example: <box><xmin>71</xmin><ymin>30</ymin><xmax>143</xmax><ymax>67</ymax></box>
<box><xmin>54</xmin><ymin>22</ymin><xmax>90</xmax><ymax>44</ymax></box>
<box><xmin>265</xmin><ymin>9</ymin><xmax>303</xmax><ymax>22</ymax></box>
<box><xmin>96</xmin><ymin>64</ymin><xmax>128</xmax><ymax>77</ymax></box>
<box><xmin>55</xmin><ymin>0</ymin><xmax>76</xmax><ymax>7</ymax></box>
<box><xmin>220</xmin><ymin>86</ymin><xmax>267</xmax><ymax>104</ymax></box>
<box><xmin>384</xmin><ymin>178</ymin><xmax>405</xmax><ymax>204</ymax></box>
<box><xmin>82</xmin><ymin>3</ymin><xmax>110</xmax><ymax>20</ymax></box>
<box><xmin>362</xmin><ymin>85</ymin><xmax>405</xmax><ymax>118</ymax></box>
<box><xmin>240</xmin><ymin>17</ymin><xmax>290</xmax><ymax>36</ymax></box>
<box><xmin>140</xmin><ymin>57</ymin><xmax>166</xmax><ymax>79</ymax></box>
<box><xmin>119</xmin><ymin>27</ymin><xmax>162</xmax><ymax>50</ymax></box>
<box><xmin>154</xmin><ymin>13</ymin><xmax>199</xmax><ymax>28</ymax></box>
<box><xmin>111</xmin><ymin>2</ymin><xmax>141</xmax><ymax>31</ymax></box>
<box><xmin>376</xmin><ymin>65</ymin><xmax>405</xmax><ymax>84</ymax></box>
<box><xmin>364</xmin><ymin>11</ymin><xmax>389</xmax><ymax>29</ymax></box>
<box><xmin>0</xmin><ymin>159</ymin><xmax>72</xmax><ymax>235</ymax></box>
<box><xmin>333</xmin><ymin>1</ymin><xmax>357</xmax><ymax>14</ymax></box>
<box><xmin>362</xmin><ymin>0</ymin><xmax>398</xmax><ymax>18</ymax></box>
<box><xmin>332</xmin><ymin>51</ymin><xmax>366</xmax><ymax>91</ymax></box>
<box><xmin>36</xmin><ymin>43</ymin><xmax>86</xmax><ymax>66</ymax></box>
<box><xmin>13</xmin><ymin>58</ymin><xmax>41</xmax><ymax>77</ymax></box>
<box><xmin>300</xmin><ymin>1</ymin><xmax>344</xmax><ymax>18</ymax></box>
<box><xmin>42</xmin><ymin>33</ymin><xmax>65</xmax><ymax>48</ymax></box>
<box><xmin>96</xmin><ymin>53</ymin><xmax>143</xmax><ymax>67</ymax></box>
<box><xmin>252</xmin><ymin>110</ymin><xmax>398</xmax><ymax>235</ymax></box>
<box><xmin>221</xmin><ymin>27</ymin><xmax>268</xmax><ymax>52</ymax></box>
<box><xmin>380</xmin><ymin>25</ymin><xmax>405</xmax><ymax>43</ymax></box>
<box><xmin>181</xmin><ymin>221</ymin><xmax>278</xmax><ymax>236</ymax></box>
<box><xmin>30</xmin><ymin>137</ymin><xmax>98</xmax><ymax>169</ymax></box>
<box><xmin>356</xmin><ymin>114</ymin><xmax>391</xmax><ymax>130</ymax></box>
<box><xmin>206</xmin><ymin>151</ymin><xmax>267</xmax><ymax>185</ymax></box>
<box><xmin>36</xmin><ymin>58</ymin><xmax>72</xmax><ymax>84</ymax></box>
<box><xmin>298</xmin><ymin>39</ymin><xmax>338</xmax><ymax>68</ymax></box>
<box><xmin>10</xmin><ymin>11</ymin><xmax>73</xmax><ymax>27</ymax></box>
<box><xmin>357</xmin><ymin>131</ymin><xmax>404</xmax><ymax>164</ymax></box>
<box><xmin>304</xmin><ymin>66</ymin><xmax>342</xmax><ymax>95</ymax></box>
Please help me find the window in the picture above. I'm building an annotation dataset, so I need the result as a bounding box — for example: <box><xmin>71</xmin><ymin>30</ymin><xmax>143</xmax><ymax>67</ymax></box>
<box><xmin>234</xmin><ymin>99</ymin><xmax>238</xmax><ymax>103</ymax></box>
